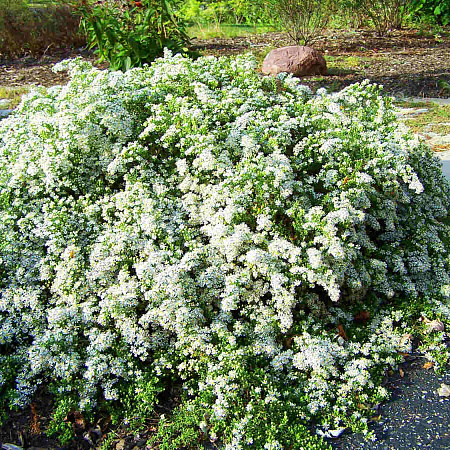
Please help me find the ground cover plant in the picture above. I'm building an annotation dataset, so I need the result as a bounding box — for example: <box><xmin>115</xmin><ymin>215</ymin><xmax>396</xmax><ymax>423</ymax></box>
<box><xmin>1</xmin><ymin>52</ymin><xmax>450</xmax><ymax>448</ymax></box>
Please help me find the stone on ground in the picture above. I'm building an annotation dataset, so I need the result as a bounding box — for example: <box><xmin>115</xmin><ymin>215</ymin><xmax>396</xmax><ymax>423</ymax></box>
<box><xmin>262</xmin><ymin>46</ymin><xmax>327</xmax><ymax>77</ymax></box>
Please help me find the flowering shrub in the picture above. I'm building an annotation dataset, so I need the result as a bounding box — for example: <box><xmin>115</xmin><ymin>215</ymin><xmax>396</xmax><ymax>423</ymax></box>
<box><xmin>1</xmin><ymin>52</ymin><xmax>450</xmax><ymax>448</ymax></box>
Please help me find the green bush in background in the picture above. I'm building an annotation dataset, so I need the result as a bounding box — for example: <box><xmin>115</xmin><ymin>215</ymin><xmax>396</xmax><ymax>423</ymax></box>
<box><xmin>357</xmin><ymin>0</ymin><xmax>414</xmax><ymax>35</ymax></box>
<box><xmin>262</xmin><ymin>0</ymin><xmax>334</xmax><ymax>44</ymax></box>
<box><xmin>179</xmin><ymin>0</ymin><xmax>274</xmax><ymax>26</ymax></box>
<box><xmin>78</xmin><ymin>0</ymin><xmax>191</xmax><ymax>71</ymax></box>
<box><xmin>411</xmin><ymin>0</ymin><xmax>450</xmax><ymax>25</ymax></box>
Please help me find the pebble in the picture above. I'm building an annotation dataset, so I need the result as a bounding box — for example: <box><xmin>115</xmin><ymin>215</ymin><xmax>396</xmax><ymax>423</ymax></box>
<box><xmin>0</xmin><ymin>109</ymin><xmax>13</xmax><ymax>118</ymax></box>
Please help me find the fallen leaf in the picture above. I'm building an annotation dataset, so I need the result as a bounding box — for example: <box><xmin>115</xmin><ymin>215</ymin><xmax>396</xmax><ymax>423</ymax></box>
<box><xmin>437</xmin><ymin>383</ymin><xmax>450</xmax><ymax>397</ymax></box>
<box><xmin>73</xmin><ymin>411</ymin><xmax>86</xmax><ymax>429</ymax></box>
<box><xmin>83</xmin><ymin>431</ymin><xmax>94</xmax><ymax>446</ymax></box>
<box><xmin>328</xmin><ymin>428</ymin><xmax>346</xmax><ymax>438</ymax></box>
<box><xmin>97</xmin><ymin>415</ymin><xmax>111</xmax><ymax>432</ymax></box>
<box><xmin>115</xmin><ymin>439</ymin><xmax>126</xmax><ymax>450</ymax></box>
<box><xmin>64</xmin><ymin>410</ymin><xmax>87</xmax><ymax>430</ymax></box>
<box><xmin>399</xmin><ymin>368</ymin><xmax>405</xmax><ymax>378</ymax></box>
<box><xmin>423</xmin><ymin>362</ymin><xmax>434</xmax><ymax>370</ymax></box>
<box><xmin>354</xmin><ymin>310</ymin><xmax>370</xmax><ymax>324</ymax></box>
<box><xmin>397</xmin><ymin>351</ymin><xmax>410</xmax><ymax>357</ymax></box>
<box><xmin>337</xmin><ymin>324</ymin><xmax>348</xmax><ymax>340</ymax></box>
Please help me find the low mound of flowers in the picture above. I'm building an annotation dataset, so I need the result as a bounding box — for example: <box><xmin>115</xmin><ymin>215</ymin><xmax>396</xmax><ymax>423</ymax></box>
<box><xmin>1</xmin><ymin>52</ymin><xmax>449</xmax><ymax>448</ymax></box>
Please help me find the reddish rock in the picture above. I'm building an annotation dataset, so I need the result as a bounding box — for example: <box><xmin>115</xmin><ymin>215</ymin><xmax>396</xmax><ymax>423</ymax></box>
<box><xmin>262</xmin><ymin>46</ymin><xmax>327</xmax><ymax>77</ymax></box>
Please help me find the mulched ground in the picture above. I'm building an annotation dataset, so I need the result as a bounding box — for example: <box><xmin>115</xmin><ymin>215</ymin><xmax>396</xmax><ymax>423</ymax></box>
<box><xmin>1</xmin><ymin>27</ymin><xmax>450</xmax><ymax>450</ymax></box>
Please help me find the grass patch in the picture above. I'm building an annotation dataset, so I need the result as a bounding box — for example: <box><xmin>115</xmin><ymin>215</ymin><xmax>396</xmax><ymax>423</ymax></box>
<box><xmin>188</xmin><ymin>23</ymin><xmax>274</xmax><ymax>40</ymax></box>
<box><xmin>393</xmin><ymin>101</ymin><xmax>450</xmax><ymax>152</ymax></box>
<box><xmin>252</xmin><ymin>45</ymin><xmax>275</xmax><ymax>67</ymax></box>
<box><xmin>403</xmin><ymin>104</ymin><xmax>450</xmax><ymax>134</ymax></box>
<box><xmin>425</xmin><ymin>123</ymin><xmax>450</xmax><ymax>135</ymax></box>
<box><xmin>393</xmin><ymin>99</ymin><xmax>429</xmax><ymax>108</ymax></box>
<box><xmin>325</xmin><ymin>55</ymin><xmax>372</xmax><ymax>75</ymax></box>
<box><xmin>0</xmin><ymin>86</ymin><xmax>29</xmax><ymax>109</ymax></box>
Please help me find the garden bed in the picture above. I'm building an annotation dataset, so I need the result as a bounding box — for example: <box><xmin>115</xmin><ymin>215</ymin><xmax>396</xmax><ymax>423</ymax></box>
<box><xmin>1</xmin><ymin>28</ymin><xmax>449</xmax><ymax>98</ymax></box>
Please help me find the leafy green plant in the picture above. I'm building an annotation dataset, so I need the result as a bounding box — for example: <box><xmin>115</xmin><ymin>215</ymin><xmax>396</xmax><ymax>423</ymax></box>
<box><xmin>411</xmin><ymin>0</ymin><xmax>450</xmax><ymax>25</ymax></box>
<box><xmin>77</xmin><ymin>0</ymin><xmax>191</xmax><ymax>71</ymax></box>
<box><xmin>438</xmin><ymin>78</ymin><xmax>450</xmax><ymax>94</ymax></box>
<box><xmin>46</xmin><ymin>397</ymin><xmax>77</xmax><ymax>445</ymax></box>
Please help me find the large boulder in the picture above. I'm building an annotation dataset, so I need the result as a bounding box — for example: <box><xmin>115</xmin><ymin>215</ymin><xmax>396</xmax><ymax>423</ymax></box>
<box><xmin>262</xmin><ymin>45</ymin><xmax>327</xmax><ymax>77</ymax></box>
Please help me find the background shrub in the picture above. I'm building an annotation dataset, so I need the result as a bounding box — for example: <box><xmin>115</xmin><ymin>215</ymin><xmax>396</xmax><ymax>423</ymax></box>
<box><xmin>357</xmin><ymin>0</ymin><xmax>415</xmax><ymax>34</ymax></box>
<box><xmin>179</xmin><ymin>0</ymin><xmax>274</xmax><ymax>26</ymax></box>
<box><xmin>411</xmin><ymin>0</ymin><xmax>450</xmax><ymax>25</ymax></box>
<box><xmin>0</xmin><ymin>0</ymin><xmax>85</xmax><ymax>59</ymax></box>
<box><xmin>263</xmin><ymin>0</ymin><xmax>334</xmax><ymax>44</ymax></box>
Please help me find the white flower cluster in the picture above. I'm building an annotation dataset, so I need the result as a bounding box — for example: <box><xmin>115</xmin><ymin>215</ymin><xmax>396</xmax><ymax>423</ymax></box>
<box><xmin>1</xmin><ymin>51</ymin><xmax>449</xmax><ymax>445</ymax></box>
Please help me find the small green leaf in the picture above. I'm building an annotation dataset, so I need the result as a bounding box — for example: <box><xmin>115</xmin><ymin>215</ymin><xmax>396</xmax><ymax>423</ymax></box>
<box><xmin>124</xmin><ymin>56</ymin><xmax>132</xmax><ymax>71</ymax></box>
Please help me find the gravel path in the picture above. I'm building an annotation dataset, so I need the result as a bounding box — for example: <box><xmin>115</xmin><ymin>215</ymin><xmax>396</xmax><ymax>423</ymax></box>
<box><xmin>328</xmin><ymin>354</ymin><xmax>450</xmax><ymax>449</ymax></box>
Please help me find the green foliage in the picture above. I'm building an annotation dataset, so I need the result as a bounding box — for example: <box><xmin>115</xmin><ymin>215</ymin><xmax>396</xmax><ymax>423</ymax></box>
<box><xmin>411</xmin><ymin>0</ymin><xmax>450</xmax><ymax>25</ymax></box>
<box><xmin>101</xmin><ymin>432</ymin><xmax>117</xmax><ymax>450</ymax></box>
<box><xmin>78</xmin><ymin>0</ymin><xmax>191</xmax><ymax>71</ymax></box>
<box><xmin>46</xmin><ymin>396</ymin><xmax>77</xmax><ymax>445</ymax></box>
<box><xmin>111</xmin><ymin>373</ymin><xmax>163</xmax><ymax>426</ymax></box>
<box><xmin>180</xmin><ymin>0</ymin><xmax>274</xmax><ymax>26</ymax></box>
<box><xmin>0</xmin><ymin>355</ymin><xmax>21</xmax><ymax>413</ymax></box>
<box><xmin>149</xmin><ymin>359</ymin><xmax>330</xmax><ymax>449</ymax></box>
